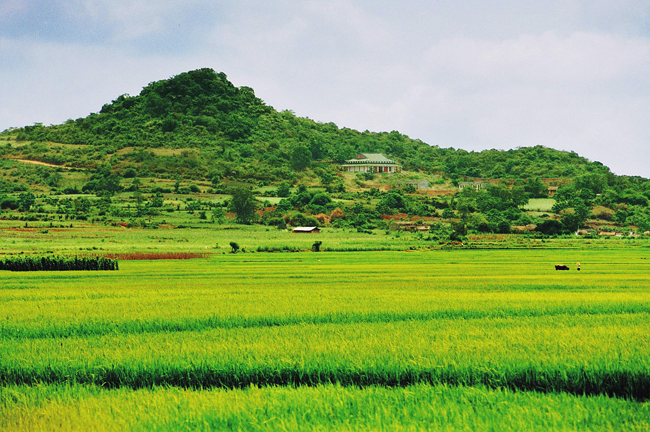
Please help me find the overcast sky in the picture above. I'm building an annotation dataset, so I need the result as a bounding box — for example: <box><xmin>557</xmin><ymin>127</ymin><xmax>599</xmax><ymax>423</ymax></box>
<box><xmin>1</xmin><ymin>0</ymin><xmax>649</xmax><ymax>177</ymax></box>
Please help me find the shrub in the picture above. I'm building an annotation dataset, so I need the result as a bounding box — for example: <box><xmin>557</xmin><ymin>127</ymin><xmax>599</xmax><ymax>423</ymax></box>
<box><xmin>310</xmin><ymin>193</ymin><xmax>332</xmax><ymax>206</ymax></box>
<box><xmin>0</xmin><ymin>197</ymin><xmax>18</xmax><ymax>210</ymax></box>
<box><xmin>266</xmin><ymin>217</ymin><xmax>287</xmax><ymax>229</ymax></box>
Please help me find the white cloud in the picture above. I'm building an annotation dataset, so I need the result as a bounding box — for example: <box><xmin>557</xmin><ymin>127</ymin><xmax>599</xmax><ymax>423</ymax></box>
<box><xmin>424</xmin><ymin>32</ymin><xmax>650</xmax><ymax>86</ymax></box>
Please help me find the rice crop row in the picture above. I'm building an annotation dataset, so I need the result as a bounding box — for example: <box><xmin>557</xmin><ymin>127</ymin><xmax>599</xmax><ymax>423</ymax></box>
<box><xmin>2</xmin><ymin>299</ymin><xmax>649</xmax><ymax>340</ymax></box>
<box><xmin>2</xmin><ymin>247</ymin><xmax>649</xmax><ymax>430</ymax></box>
<box><xmin>3</xmin><ymin>383</ymin><xmax>648</xmax><ymax>432</ymax></box>
<box><xmin>2</xmin><ymin>314</ymin><xmax>649</xmax><ymax>400</ymax></box>
<box><xmin>1</xmin><ymin>249</ymin><xmax>648</xmax><ymax>339</ymax></box>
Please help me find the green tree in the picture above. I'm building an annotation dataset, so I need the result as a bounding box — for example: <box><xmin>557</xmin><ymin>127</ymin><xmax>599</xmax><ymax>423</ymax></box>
<box><xmin>17</xmin><ymin>192</ymin><xmax>35</xmax><ymax>212</ymax></box>
<box><xmin>525</xmin><ymin>178</ymin><xmax>548</xmax><ymax>198</ymax></box>
<box><xmin>211</xmin><ymin>207</ymin><xmax>226</xmax><ymax>224</ymax></box>
<box><xmin>561</xmin><ymin>211</ymin><xmax>584</xmax><ymax>232</ymax></box>
<box><xmin>319</xmin><ymin>170</ymin><xmax>334</xmax><ymax>186</ymax></box>
<box><xmin>291</xmin><ymin>146</ymin><xmax>312</xmax><ymax>170</ymax></box>
<box><xmin>276</xmin><ymin>182</ymin><xmax>292</xmax><ymax>198</ymax></box>
<box><xmin>310</xmin><ymin>192</ymin><xmax>332</xmax><ymax>207</ymax></box>
<box><xmin>228</xmin><ymin>187</ymin><xmax>258</xmax><ymax>224</ymax></box>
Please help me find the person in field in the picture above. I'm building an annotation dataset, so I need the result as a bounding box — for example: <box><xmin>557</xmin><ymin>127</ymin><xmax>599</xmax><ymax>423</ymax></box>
<box><xmin>576</xmin><ymin>262</ymin><xmax>581</xmax><ymax>271</ymax></box>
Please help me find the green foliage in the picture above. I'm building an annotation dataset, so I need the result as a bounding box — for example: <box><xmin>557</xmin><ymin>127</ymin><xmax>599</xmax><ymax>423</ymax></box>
<box><xmin>83</xmin><ymin>166</ymin><xmax>122</xmax><ymax>197</ymax></box>
<box><xmin>536</xmin><ymin>219</ymin><xmax>564</xmax><ymax>235</ymax></box>
<box><xmin>309</xmin><ymin>192</ymin><xmax>332</xmax><ymax>207</ymax></box>
<box><xmin>291</xmin><ymin>145</ymin><xmax>312</xmax><ymax>171</ymax></box>
<box><xmin>228</xmin><ymin>187</ymin><xmax>258</xmax><ymax>224</ymax></box>
<box><xmin>276</xmin><ymin>182</ymin><xmax>292</xmax><ymax>198</ymax></box>
<box><xmin>524</xmin><ymin>178</ymin><xmax>548</xmax><ymax>198</ymax></box>
<box><xmin>7</xmin><ymin>68</ymin><xmax>630</xmax><ymax>189</ymax></box>
<box><xmin>211</xmin><ymin>207</ymin><xmax>226</xmax><ymax>224</ymax></box>
<box><xmin>0</xmin><ymin>255</ymin><xmax>118</xmax><ymax>271</ymax></box>
<box><xmin>0</xmin><ymin>196</ymin><xmax>18</xmax><ymax>210</ymax></box>
<box><xmin>17</xmin><ymin>192</ymin><xmax>35</xmax><ymax>212</ymax></box>
<box><xmin>4</xmin><ymin>67</ymin><xmax>649</xmax><ymax>235</ymax></box>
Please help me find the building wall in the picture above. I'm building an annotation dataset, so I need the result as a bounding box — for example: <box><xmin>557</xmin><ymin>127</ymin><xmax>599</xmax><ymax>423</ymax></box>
<box><xmin>343</xmin><ymin>165</ymin><xmax>400</xmax><ymax>173</ymax></box>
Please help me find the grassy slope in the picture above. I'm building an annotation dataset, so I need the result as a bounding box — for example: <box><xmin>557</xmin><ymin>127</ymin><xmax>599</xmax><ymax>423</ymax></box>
<box><xmin>1</xmin><ymin>249</ymin><xmax>649</xmax><ymax>430</ymax></box>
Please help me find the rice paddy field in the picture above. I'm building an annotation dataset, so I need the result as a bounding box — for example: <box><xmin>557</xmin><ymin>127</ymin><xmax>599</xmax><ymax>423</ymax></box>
<box><xmin>1</xmin><ymin>244</ymin><xmax>650</xmax><ymax>430</ymax></box>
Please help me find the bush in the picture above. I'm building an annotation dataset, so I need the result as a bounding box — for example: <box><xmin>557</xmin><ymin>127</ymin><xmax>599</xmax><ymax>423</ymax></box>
<box><xmin>536</xmin><ymin>219</ymin><xmax>564</xmax><ymax>236</ymax></box>
<box><xmin>266</xmin><ymin>217</ymin><xmax>287</xmax><ymax>229</ymax></box>
<box><xmin>0</xmin><ymin>197</ymin><xmax>18</xmax><ymax>210</ymax></box>
<box><xmin>310</xmin><ymin>192</ymin><xmax>332</xmax><ymax>207</ymax></box>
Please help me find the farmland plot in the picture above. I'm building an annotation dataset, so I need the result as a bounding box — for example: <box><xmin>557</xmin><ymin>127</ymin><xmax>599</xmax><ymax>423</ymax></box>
<box><xmin>1</xmin><ymin>249</ymin><xmax>649</xmax><ymax>430</ymax></box>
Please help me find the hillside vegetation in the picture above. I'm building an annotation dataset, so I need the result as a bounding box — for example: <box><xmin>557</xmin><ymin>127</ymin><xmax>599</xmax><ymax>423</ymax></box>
<box><xmin>1</xmin><ymin>68</ymin><xmax>649</xmax><ymax>237</ymax></box>
<box><xmin>1</xmin><ymin>68</ymin><xmax>622</xmax><ymax>182</ymax></box>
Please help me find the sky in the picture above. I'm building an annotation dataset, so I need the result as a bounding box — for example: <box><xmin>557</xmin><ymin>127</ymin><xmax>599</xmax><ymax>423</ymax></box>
<box><xmin>1</xmin><ymin>0</ymin><xmax>649</xmax><ymax>177</ymax></box>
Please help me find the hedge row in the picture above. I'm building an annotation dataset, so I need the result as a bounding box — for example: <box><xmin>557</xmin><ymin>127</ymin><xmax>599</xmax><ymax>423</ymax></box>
<box><xmin>0</xmin><ymin>256</ymin><xmax>118</xmax><ymax>271</ymax></box>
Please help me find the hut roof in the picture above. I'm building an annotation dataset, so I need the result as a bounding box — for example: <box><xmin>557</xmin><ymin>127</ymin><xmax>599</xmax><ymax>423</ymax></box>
<box><xmin>292</xmin><ymin>226</ymin><xmax>320</xmax><ymax>233</ymax></box>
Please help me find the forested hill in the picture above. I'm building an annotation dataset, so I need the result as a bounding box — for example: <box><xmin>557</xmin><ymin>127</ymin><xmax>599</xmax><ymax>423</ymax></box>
<box><xmin>2</xmin><ymin>68</ymin><xmax>621</xmax><ymax>182</ymax></box>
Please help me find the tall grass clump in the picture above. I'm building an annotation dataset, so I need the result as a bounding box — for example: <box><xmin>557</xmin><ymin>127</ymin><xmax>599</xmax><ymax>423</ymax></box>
<box><xmin>0</xmin><ymin>256</ymin><xmax>118</xmax><ymax>271</ymax></box>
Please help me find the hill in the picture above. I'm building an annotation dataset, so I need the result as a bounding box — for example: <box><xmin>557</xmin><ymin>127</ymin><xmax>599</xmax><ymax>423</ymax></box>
<box><xmin>0</xmin><ymin>68</ymin><xmax>624</xmax><ymax>184</ymax></box>
<box><xmin>1</xmin><ymin>68</ymin><xmax>649</xmax><ymax>238</ymax></box>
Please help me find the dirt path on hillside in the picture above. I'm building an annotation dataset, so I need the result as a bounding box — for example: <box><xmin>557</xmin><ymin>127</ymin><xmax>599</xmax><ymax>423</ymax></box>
<box><xmin>4</xmin><ymin>158</ymin><xmax>80</xmax><ymax>170</ymax></box>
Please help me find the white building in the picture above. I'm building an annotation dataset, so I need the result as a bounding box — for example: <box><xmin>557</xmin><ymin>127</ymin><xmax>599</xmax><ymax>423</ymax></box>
<box><xmin>341</xmin><ymin>153</ymin><xmax>401</xmax><ymax>173</ymax></box>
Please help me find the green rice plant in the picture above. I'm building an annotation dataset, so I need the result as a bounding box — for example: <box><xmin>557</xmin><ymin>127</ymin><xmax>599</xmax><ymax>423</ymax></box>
<box><xmin>1</xmin><ymin>311</ymin><xmax>649</xmax><ymax>399</ymax></box>
<box><xmin>1</xmin><ymin>248</ymin><xmax>650</xmax><ymax>429</ymax></box>
<box><xmin>2</xmin><ymin>383</ymin><xmax>649</xmax><ymax>432</ymax></box>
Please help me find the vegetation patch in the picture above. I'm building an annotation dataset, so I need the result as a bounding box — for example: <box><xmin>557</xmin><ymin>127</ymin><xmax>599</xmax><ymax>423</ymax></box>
<box><xmin>0</xmin><ymin>255</ymin><xmax>118</xmax><ymax>271</ymax></box>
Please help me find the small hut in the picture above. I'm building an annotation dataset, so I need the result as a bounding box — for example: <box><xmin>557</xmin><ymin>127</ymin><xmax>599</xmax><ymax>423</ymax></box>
<box><xmin>292</xmin><ymin>226</ymin><xmax>321</xmax><ymax>234</ymax></box>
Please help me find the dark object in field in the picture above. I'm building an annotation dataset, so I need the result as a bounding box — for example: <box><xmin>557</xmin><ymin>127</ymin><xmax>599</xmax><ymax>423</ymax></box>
<box><xmin>0</xmin><ymin>256</ymin><xmax>118</xmax><ymax>272</ymax></box>
<box><xmin>312</xmin><ymin>241</ymin><xmax>322</xmax><ymax>252</ymax></box>
<box><xmin>555</xmin><ymin>264</ymin><xmax>570</xmax><ymax>270</ymax></box>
